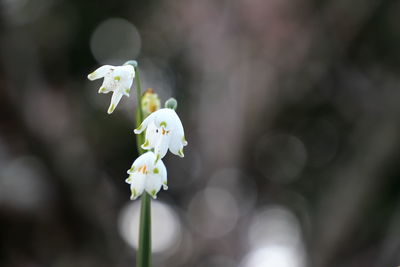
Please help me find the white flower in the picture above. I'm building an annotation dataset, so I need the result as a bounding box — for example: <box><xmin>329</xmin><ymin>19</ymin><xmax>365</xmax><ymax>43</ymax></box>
<box><xmin>134</xmin><ymin>108</ymin><xmax>188</xmax><ymax>161</ymax></box>
<box><xmin>87</xmin><ymin>64</ymin><xmax>135</xmax><ymax>114</ymax></box>
<box><xmin>125</xmin><ymin>151</ymin><xmax>168</xmax><ymax>200</ymax></box>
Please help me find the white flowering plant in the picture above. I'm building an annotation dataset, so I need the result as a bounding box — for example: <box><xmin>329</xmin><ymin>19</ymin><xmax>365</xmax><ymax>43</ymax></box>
<box><xmin>87</xmin><ymin>60</ymin><xmax>187</xmax><ymax>267</ymax></box>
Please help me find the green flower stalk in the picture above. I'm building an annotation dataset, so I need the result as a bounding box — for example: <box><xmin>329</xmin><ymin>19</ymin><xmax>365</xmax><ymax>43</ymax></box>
<box><xmin>132</xmin><ymin>63</ymin><xmax>152</xmax><ymax>267</ymax></box>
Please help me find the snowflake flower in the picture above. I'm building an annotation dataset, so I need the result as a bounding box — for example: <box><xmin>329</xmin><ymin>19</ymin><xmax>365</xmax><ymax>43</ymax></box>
<box><xmin>87</xmin><ymin>64</ymin><xmax>135</xmax><ymax>114</ymax></box>
<box><xmin>125</xmin><ymin>151</ymin><xmax>168</xmax><ymax>200</ymax></box>
<box><xmin>134</xmin><ymin>108</ymin><xmax>188</xmax><ymax>161</ymax></box>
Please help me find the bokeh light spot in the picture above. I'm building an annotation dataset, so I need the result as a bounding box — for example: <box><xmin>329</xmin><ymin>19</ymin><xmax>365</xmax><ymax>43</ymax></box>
<box><xmin>243</xmin><ymin>205</ymin><xmax>306</xmax><ymax>267</ymax></box>
<box><xmin>247</xmin><ymin>205</ymin><xmax>301</xmax><ymax>248</ymax></box>
<box><xmin>188</xmin><ymin>187</ymin><xmax>239</xmax><ymax>238</ymax></box>
<box><xmin>0</xmin><ymin>156</ymin><xmax>51</xmax><ymax>212</ymax></box>
<box><xmin>240</xmin><ymin>245</ymin><xmax>305</xmax><ymax>267</ymax></box>
<box><xmin>118</xmin><ymin>200</ymin><xmax>181</xmax><ymax>254</ymax></box>
<box><xmin>90</xmin><ymin>18</ymin><xmax>141</xmax><ymax>64</ymax></box>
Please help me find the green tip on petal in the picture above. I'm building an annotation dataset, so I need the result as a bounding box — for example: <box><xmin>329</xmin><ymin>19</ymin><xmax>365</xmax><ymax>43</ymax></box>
<box><xmin>99</xmin><ymin>87</ymin><xmax>107</xmax><ymax>93</ymax></box>
<box><xmin>153</xmin><ymin>168</ymin><xmax>159</xmax><ymax>174</ymax></box>
<box><xmin>130</xmin><ymin>188</ymin><xmax>137</xmax><ymax>200</ymax></box>
<box><xmin>108</xmin><ymin>104</ymin><xmax>116</xmax><ymax>114</ymax></box>
<box><xmin>88</xmin><ymin>72</ymin><xmax>96</xmax><ymax>80</ymax></box>
<box><xmin>178</xmin><ymin>148</ymin><xmax>184</xmax><ymax>157</ymax></box>
<box><xmin>151</xmin><ymin>190</ymin><xmax>157</xmax><ymax>198</ymax></box>
<box><xmin>182</xmin><ymin>136</ymin><xmax>188</xmax><ymax>145</ymax></box>
<box><xmin>128</xmin><ymin>166</ymin><xmax>135</xmax><ymax>173</ymax></box>
<box><xmin>143</xmin><ymin>139</ymin><xmax>150</xmax><ymax>147</ymax></box>
<box><xmin>155</xmin><ymin>153</ymin><xmax>160</xmax><ymax>163</ymax></box>
<box><xmin>134</xmin><ymin>124</ymin><xmax>142</xmax><ymax>133</ymax></box>
<box><xmin>114</xmin><ymin>76</ymin><xmax>121</xmax><ymax>81</ymax></box>
<box><xmin>160</xmin><ymin>121</ymin><xmax>167</xmax><ymax>127</ymax></box>
<box><xmin>125</xmin><ymin>88</ymin><xmax>130</xmax><ymax>94</ymax></box>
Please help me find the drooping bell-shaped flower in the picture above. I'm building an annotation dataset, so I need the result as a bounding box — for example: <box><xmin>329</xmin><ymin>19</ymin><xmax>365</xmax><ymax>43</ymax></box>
<box><xmin>125</xmin><ymin>151</ymin><xmax>168</xmax><ymax>200</ymax></box>
<box><xmin>87</xmin><ymin>64</ymin><xmax>135</xmax><ymax>114</ymax></box>
<box><xmin>134</xmin><ymin>108</ymin><xmax>188</xmax><ymax>161</ymax></box>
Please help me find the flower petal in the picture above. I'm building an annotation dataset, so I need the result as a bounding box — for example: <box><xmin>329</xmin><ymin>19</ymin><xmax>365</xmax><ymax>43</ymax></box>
<box><xmin>98</xmin><ymin>85</ymin><xmax>112</xmax><ymax>94</ymax></box>
<box><xmin>88</xmin><ymin>65</ymin><xmax>114</xmax><ymax>81</ymax></box>
<box><xmin>129</xmin><ymin>173</ymin><xmax>146</xmax><ymax>200</ymax></box>
<box><xmin>113</xmin><ymin>65</ymin><xmax>135</xmax><ymax>96</ymax></box>
<box><xmin>145</xmin><ymin>174</ymin><xmax>162</xmax><ymax>199</ymax></box>
<box><xmin>153</xmin><ymin>108</ymin><xmax>177</xmax><ymax>131</ymax></box>
<box><xmin>141</xmin><ymin>122</ymin><xmax>158</xmax><ymax>150</ymax></box>
<box><xmin>156</xmin><ymin>160</ymin><xmax>168</xmax><ymax>190</ymax></box>
<box><xmin>127</xmin><ymin>152</ymin><xmax>151</xmax><ymax>174</ymax></box>
<box><xmin>118</xmin><ymin>65</ymin><xmax>135</xmax><ymax>80</ymax></box>
<box><xmin>107</xmin><ymin>90</ymin><xmax>124</xmax><ymax>114</ymax></box>
<box><xmin>127</xmin><ymin>164</ymin><xmax>136</xmax><ymax>175</ymax></box>
<box><xmin>98</xmin><ymin>75</ymin><xmax>116</xmax><ymax>92</ymax></box>
<box><xmin>134</xmin><ymin>112</ymin><xmax>154</xmax><ymax>134</ymax></box>
<box><xmin>169</xmin><ymin>131</ymin><xmax>187</xmax><ymax>157</ymax></box>
<box><xmin>182</xmin><ymin>136</ymin><xmax>188</xmax><ymax>146</ymax></box>
<box><xmin>154</xmin><ymin>133</ymin><xmax>170</xmax><ymax>161</ymax></box>
<box><xmin>120</xmin><ymin>78</ymin><xmax>133</xmax><ymax>97</ymax></box>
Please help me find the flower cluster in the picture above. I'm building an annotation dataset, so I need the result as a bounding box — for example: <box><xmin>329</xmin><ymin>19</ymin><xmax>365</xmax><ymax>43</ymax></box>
<box><xmin>88</xmin><ymin>62</ymin><xmax>187</xmax><ymax>200</ymax></box>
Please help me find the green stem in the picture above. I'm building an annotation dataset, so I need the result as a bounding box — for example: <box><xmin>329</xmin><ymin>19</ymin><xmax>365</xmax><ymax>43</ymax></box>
<box><xmin>135</xmin><ymin>67</ymin><xmax>145</xmax><ymax>154</ymax></box>
<box><xmin>134</xmin><ymin>66</ymin><xmax>152</xmax><ymax>267</ymax></box>
<box><xmin>137</xmin><ymin>192</ymin><xmax>151</xmax><ymax>267</ymax></box>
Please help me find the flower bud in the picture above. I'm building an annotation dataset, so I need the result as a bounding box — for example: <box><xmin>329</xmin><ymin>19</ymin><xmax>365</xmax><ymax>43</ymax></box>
<box><xmin>141</xmin><ymin>88</ymin><xmax>161</xmax><ymax>117</ymax></box>
<box><xmin>123</xmin><ymin>60</ymin><xmax>138</xmax><ymax>67</ymax></box>
<box><xmin>165</xmin><ymin>97</ymin><xmax>178</xmax><ymax>110</ymax></box>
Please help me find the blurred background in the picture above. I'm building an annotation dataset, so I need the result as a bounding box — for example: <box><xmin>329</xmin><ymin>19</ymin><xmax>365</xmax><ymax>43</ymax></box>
<box><xmin>1</xmin><ymin>0</ymin><xmax>400</xmax><ymax>266</ymax></box>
